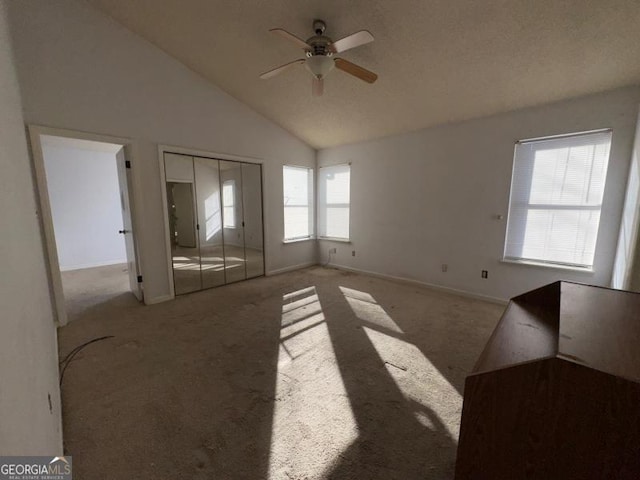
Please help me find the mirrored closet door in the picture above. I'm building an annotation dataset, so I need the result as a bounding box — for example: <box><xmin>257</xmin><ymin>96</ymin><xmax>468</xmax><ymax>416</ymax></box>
<box><xmin>194</xmin><ymin>157</ymin><xmax>226</xmax><ymax>289</ymax></box>
<box><xmin>163</xmin><ymin>152</ymin><xmax>264</xmax><ymax>295</ymax></box>
<box><xmin>242</xmin><ymin>162</ymin><xmax>265</xmax><ymax>279</ymax></box>
<box><xmin>220</xmin><ymin>160</ymin><xmax>246</xmax><ymax>284</ymax></box>
<box><xmin>164</xmin><ymin>153</ymin><xmax>200</xmax><ymax>295</ymax></box>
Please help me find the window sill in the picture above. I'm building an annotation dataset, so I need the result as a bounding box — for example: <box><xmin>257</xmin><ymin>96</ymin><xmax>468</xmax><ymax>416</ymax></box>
<box><xmin>318</xmin><ymin>237</ymin><xmax>351</xmax><ymax>243</ymax></box>
<box><xmin>283</xmin><ymin>237</ymin><xmax>315</xmax><ymax>244</ymax></box>
<box><xmin>500</xmin><ymin>258</ymin><xmax>594</xmax><ymax>274</ymax></box>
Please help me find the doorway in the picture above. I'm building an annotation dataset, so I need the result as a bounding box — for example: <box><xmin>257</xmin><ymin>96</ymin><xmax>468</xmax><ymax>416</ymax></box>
<box><xmin>30</xmin><ymin>127</ymin><xmax>142</xmax><ymax>325</ymax></box>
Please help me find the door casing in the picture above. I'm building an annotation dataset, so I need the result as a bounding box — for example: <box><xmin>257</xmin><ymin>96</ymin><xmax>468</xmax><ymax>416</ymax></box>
<box><xmin>28</xmin><ymin>125</ymin><xmax>144</xmax><ymax>326</ymax></box>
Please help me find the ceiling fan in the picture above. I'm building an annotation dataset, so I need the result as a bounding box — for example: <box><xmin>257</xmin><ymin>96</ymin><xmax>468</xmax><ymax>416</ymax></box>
<box><xmin>260</xmin><ymin>20</ymin><xmax>378</xmax><ymax>96</ymax></box>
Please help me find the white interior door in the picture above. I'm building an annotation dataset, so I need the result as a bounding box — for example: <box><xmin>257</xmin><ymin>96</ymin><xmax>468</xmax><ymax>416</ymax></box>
<box><xmin>116</xmin><ymin>147</ymin><xmax>142</xmax><ymax>300</ymax></box>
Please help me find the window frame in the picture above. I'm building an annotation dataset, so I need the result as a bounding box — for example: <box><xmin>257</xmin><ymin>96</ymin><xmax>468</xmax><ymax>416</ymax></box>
<box><xmin>502</xmin><ymin>129</ymin><xmax>613</xmax><ymax>271</ymax></box>
<box><xmin>318</xmin><ymin>163</ymin><xmax>351</xmax><ymax>241</ymax></box>
<box><xmin>282</xmin><ymin>165</ymin><xmax>315</xmax><ymax>242</ymax></box>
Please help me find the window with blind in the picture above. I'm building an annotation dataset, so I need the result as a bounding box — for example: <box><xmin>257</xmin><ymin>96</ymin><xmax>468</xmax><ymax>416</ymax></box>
<box><xmin>318</xmin><ymin>164</ymin><xmax>350</xmax><ymax>240</ymax></box>
<box><xmin>283</xmin><ymin>165</ymin><xmax>314</xmax><ymax>240</ymax></box>
<box><xmin>503</xmin><ymin>130</ymin><xmax>612</xmax><ymax>269</ymax></box>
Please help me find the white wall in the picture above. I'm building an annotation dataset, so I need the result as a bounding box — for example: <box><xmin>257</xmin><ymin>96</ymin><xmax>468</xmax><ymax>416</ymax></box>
<box><xmin>8</xmin><ymin>0</ymin><xmax>316</xmax><ymax>303</ymax></box>
<box><xmin>318</xmin><ymin>87</ymin><xmax>640</xmax><ymax>302</ymax></box>
<box><xmin>0</xmin><ymin>0</ymin><xmax>62</xmax><ymax>454</ymax></box>
<box><xmin>612</xmin><ymin>108</ymin><xmax>640</xmax><ymax>290</ymax></box>
<box><xmin>43</xmin><ymin>144</ymin><xmax>127</xmax><ymax>271</ymax></box>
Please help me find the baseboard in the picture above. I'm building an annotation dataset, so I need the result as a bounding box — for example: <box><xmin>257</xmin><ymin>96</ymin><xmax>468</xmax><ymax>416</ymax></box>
<box><xmin>144</xmin><ymin>294</ymin><xmax>173</xmax><ymax>305</ymax></box>
<box><xmin>60</xmin><ymin>259</ymin><xmax>127</xmax><ymax>272</ymax></box>
<box><xmin>267</xmin><ymin>262</ymin><xmax>317</xmax><ymax>277</ymax></box>
<box><xmin>327</xmin><ymin>263</ymin><xmax>509</xmax><ymax>305</ymax></box>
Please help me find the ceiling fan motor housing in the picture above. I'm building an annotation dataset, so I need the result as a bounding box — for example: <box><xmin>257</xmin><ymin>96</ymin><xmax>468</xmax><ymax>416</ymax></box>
<box><xmin>306</xmin><ymin>36</ymin><xmax>333</xmax><ymax>57</ymax></box>
<box><xmin>306</xmin><ymin>19</ymin><xmax>333</xmax><ymax>57</ymax></box>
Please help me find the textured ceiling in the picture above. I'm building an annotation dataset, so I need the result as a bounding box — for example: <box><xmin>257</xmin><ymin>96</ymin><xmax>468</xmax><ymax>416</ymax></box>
<box><xmin>85</xmin><ymin>0</ymin><xmax>640</xmax><ymax>149</ymax></box>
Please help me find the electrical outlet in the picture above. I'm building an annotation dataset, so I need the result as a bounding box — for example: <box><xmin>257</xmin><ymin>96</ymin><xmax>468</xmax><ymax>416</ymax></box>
<box><xmin>329</xmin><ymin>247</ymin><xmax>337</xmax><ymax>254</ymax></box>
<box><xmin>442</xmin><ymin>264</ymin><xmax>448</xmax><ymax>273</ymax></box>
<box><xmin>481</xmin><ymin>270</ymin><xmax>488</xmax><ymax>279</ymax></box>
<box><xmin>352</xmin><ymin>250</ymin><xmax>356</xmax><ymax>256</ymax></box>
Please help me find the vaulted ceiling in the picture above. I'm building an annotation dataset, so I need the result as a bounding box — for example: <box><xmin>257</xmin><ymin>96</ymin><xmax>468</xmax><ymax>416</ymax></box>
<box><xmin>85</xmin><ymin>0</ymin><xmax>640</xmax><ymax>149</ymax></box>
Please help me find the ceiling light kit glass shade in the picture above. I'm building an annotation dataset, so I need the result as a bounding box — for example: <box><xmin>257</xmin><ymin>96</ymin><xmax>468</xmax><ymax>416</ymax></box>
<box><xmin>305</xmin><ymin>55</ymin><xmax>335</xmax><ymax>79</ymax></box>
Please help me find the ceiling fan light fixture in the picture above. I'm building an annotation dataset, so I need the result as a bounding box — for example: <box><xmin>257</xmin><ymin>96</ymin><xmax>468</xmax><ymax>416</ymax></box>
<box><xmin>262</xmin><ymin>20</ymin><xmax>377</xmax><ymax>95</ymax></box>
<box><xmin>305</xmin><ymin>55</ymin><xmax>335</xmax><ymax>79</ymax></box>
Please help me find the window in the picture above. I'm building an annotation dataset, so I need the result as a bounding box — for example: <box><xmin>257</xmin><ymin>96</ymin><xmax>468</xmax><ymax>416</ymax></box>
<box><xmin>318</xmin><ymin>164</ymin><xmax>350</xmax><ymax>240</ymax></box>
<box><xmin>504</xmin><ymin>130</ymin><xmax>612</xmax><ymax>269</ymax></box>
<box><xmin>222</xmin><ymin>180</ymin><xmax>235</xmax><ymax>228</ymax></box>
<box><xmin>283</xmin><ymin>166</ymin><xmax>314</xmax><ymax>240</ymax></box>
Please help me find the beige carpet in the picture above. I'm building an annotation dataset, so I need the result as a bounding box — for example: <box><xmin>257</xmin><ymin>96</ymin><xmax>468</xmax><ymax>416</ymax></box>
<box><xmin>61</xmin><ymin>263</ymin><xmax>133</xmax><ymax>322</ymax></box>
<box><xmin>57</xmin><ymin>266</ymin><xmax>504</xmax><ymax>479</ymax></box>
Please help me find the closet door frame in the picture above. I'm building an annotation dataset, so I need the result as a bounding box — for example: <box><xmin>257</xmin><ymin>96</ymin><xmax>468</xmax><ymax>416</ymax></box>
<box><xmin>158</xmin><ymin>144</ymin><xmax>265</xmax><ymax>299</ymax></box>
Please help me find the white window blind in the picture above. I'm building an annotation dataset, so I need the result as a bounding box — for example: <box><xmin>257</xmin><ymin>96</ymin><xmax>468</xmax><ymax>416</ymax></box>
<box><xmin>504</xmin><ymin>130</ymin><xmax>612</xmax><ymax>269</ymax></box>
<box><xmin>222</xmin><ymin>180</ymin><xmax>236</xmax><ymax>228</ymax></box>
<box><xmin>318</xmin><ymin>164</ymin><xmax>350</xmax><ymax>240</ymax></box>
<box><xmin>283</xmin><ymin>165</ymin><xmax>314</xmax><ymax>240</ymax></box>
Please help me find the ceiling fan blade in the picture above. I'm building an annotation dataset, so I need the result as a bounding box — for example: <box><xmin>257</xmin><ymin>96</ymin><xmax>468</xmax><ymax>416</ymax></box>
<box><xmin>269</xmin><ymin>28</ymin><xmax>312</xmax><ymax>51</ymax></box>
<box><xmin>260</xmin><ymin>59</ymin><xmax>305</xmax><ymax>80</ymax></box>
<box><xmin>334</xmin><ymin>58</ymin><xmax>378</xmax><ymax>84</ymax></box>
<box><xmin>312</xmin><ymin>77</ymin><xmax>324</xmax><ymax>96</ymax></box>
<box><xmin>330</xmin><ymin>30</ymin><xmax>374</xmax><ymax>53</ymax></box>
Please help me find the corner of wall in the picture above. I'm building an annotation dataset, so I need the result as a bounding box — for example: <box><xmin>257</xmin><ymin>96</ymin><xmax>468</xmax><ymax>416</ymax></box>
<box><xmin>0</xmin><ymin>0</ymin><xmax>63</xmax><ymax>455</ymax></box>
